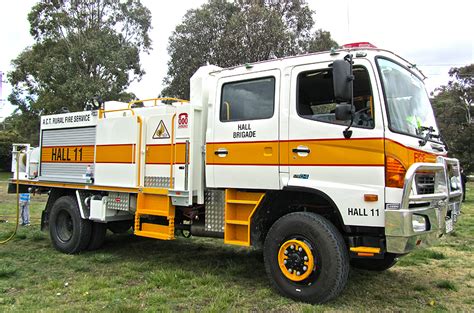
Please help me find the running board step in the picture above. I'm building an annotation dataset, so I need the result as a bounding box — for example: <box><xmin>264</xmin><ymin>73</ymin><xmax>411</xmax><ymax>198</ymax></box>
<box><xmin>134</xmin><ymin>191</ymin><xmax>175</xmax><ymax>240</ymax></box>
<box><xmin>224</xmin><ymin>189</ymin><xmax>265</xmax><ymax>247</ymax></box>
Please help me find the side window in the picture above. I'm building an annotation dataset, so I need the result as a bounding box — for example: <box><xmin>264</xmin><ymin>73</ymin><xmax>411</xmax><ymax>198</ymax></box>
<box><xmin>297</xmin><ymin>66</ymin><xmax>374</xmax><ymax>128</ymax></box>
<box><xmin>220</xmin><ymin>77</ymin><xmax>275</xmax><ymax>122</ymax></box>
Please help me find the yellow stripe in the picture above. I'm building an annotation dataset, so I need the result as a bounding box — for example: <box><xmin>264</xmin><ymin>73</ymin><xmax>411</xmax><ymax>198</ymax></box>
<box><xmin>350</xmin><ymin>246</ymin><xmax>381</xmax><ymax>254</ymax></box>
<box><xmin>385</xmin><ymin>139</ymin><xmax>437</xmax><ymax>169</ymax></box>
<box><xmin>96</xmin><ymin>144</ymin><xmax>135</xmax><ymax>163</ymax></box>
<box><xmin>207</xmin><ymin>142</ymin><xmax>279</xmax><ymax>165</ymax></box>
<box><xmin>207</xmin><ymin>139</ymin><xmax>384</xmax><ymax>166</ymax></box>
<box><xmin>287</xmin><ymin>139</ymin><xmax>384</xmax><ymax>166</ymax></box>
<box><xmin>146</xmin><ymin>143</ymin><xmax>186</xmax><ymax>164</ymax></box>
<box><xmin>41</xmin><ymin>146</ymin><xmax>94</xmax><ymax>163</ymax></box>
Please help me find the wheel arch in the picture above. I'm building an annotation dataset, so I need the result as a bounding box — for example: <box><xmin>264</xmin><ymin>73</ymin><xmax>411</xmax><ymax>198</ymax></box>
<box><xmin>251</xmin><ymin>186</ymin><xmax>348</xmax><ymax>248</ymax></box>
<box><xmin>41</xmin><ymin>188</ymin><xmax>76</xmax><ymax>230</ymax></box>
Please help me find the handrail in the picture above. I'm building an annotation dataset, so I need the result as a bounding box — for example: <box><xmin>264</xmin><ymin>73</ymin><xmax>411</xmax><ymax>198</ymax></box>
<box><xmin>136</xmin><ymin>116</ymin><xmax>143</xmax><ymax>187</ymax></box>
<box><xmin>169</xmin><ymin>114</ymin><xmax>177</xmax><ymax>189</ymax></box>
<box><xmin>128</xmin><ymin>97</ymin><xmax>189</xmax><ymax>109</ymax></box>
<box><xmin>442</xmin><ymin>157</ymin><xmax>462</xmax><ymax>199</ymax></box>
<box><xmin>99</xmin><ymin>108</ymin><xmax>135</xmax><ymax>118</ymax></box>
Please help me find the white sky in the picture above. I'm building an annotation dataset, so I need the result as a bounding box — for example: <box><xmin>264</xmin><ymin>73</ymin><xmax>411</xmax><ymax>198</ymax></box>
<box><xmin>1</xmin><ymin>0</ymin><xmax>473</xmax><ymax>120</ymax></box>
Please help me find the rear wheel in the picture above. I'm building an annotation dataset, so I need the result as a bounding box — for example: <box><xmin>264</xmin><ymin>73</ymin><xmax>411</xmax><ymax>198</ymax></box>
<box><xmin>49</xmin><ymin>196</ymin><xmax>91</xmax><ymax>254</ymax></box>
<box><xmin>263</xmin><ymin>212</ymin><xmax>349</xmax><ymax>304</ymax></box>
<box><xmin>87</xmin><ymin>222</ymin><xmax>107</xmax><ymax>250</ymax></box>
<box><xmin>350</xmin><ymin>253</ymin><xmax>398</xmax><ymax>271</ymax></box>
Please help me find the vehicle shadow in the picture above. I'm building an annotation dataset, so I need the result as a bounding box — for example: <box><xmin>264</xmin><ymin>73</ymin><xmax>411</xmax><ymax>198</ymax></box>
<box><xmin>83</xmin><ymin>232</ymin><xmax>409</xmax><ymax>307</ymax></box>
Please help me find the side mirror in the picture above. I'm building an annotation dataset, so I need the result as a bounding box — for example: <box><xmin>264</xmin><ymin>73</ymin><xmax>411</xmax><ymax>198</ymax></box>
<box><xmin>335</xmin><ymin>104</ymin><xmax>353</xmax><ymax>121</ymax></box>
<box><xmin>332</xmin><ymin>59</ymin><xmax>353</xmax><ymax>103</ymax></box>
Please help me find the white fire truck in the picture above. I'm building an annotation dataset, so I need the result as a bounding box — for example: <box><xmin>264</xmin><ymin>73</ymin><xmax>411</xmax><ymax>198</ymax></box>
<box><xmin>9</xmin><ymin>43</ymin><xmax>463</xmax><ymax>303</ymax></box>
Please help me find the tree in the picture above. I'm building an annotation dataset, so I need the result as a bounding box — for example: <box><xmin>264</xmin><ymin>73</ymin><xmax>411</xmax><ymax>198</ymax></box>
<box><xmin>432</xmin><ymin>64</ymin><xmax>474</xmax><ymax>173</ymax></box>
<box><xmin>7</xmin><ymin>0</ymin><xmax>152</xmax><ymax>144</ymax></box>
<box><xmin>162</xmin><ymin>0</ymin><xmax>338</xmax><ymax>99</ymax></box>
<box><xmin>308</xmin><ymin>29</ymin><xmax>339</xmax><ymax>53</ymax></box>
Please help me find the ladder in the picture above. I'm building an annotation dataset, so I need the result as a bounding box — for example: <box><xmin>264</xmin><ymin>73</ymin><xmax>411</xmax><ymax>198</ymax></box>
<box><xmin>134</xmin><ymin>188</ymin><xmax>175</xmax><ymax>240</ymax></box>
<box><xmin>224</xmin><ymin>189</ymin><xmax>265</xmax><ymax>246</ymax></box>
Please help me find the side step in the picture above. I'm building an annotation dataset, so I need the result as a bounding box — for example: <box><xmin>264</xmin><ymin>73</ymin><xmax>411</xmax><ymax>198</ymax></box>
<box><xmin>224</xmin><ymin>189</ymin><xmax>265</xmax><ymax>246</ymax></box>
<box><xmin>134</xmin><ymin>190</ymin><xmax>175</xmax><ymax>240</ymax></box>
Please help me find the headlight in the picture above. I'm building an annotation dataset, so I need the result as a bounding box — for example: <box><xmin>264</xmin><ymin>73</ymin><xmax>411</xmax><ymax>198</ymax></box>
<box><xmin>412</xmin><ymin>214</ymin><xmax>427</xmax><ymax>232</ymax></box>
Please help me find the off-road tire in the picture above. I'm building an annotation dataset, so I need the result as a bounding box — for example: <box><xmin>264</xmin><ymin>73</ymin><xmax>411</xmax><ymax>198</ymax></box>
<box><xmin>107</xmin><ymin>220</ymin><xmax>133</xmax><ymax>234</ymax></box>
<box><xmin>49</xmin><ymin>196</ymin><xmax>92</xmax><ymax>254</ymax></box>
<box><xmin>87</xmin><ymin>222</ymin><xmax>107</xmax><ymax>250</ymax></box>
<box><xmin>264</xmin><ymin>212</ymin><xmax>349</xmax><ymax>304</ymax></box>
<box><xmin>350</xmin><ymin>253</ymin><xmax>398</xmax><ymax>271</ymax></box>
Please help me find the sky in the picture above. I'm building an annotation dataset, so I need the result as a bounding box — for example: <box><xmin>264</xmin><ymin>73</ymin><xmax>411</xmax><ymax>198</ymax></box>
<box><xmin>1</xmin><ymin>0</ymin><xmax>473</xmax><ymax>120</ymax></box>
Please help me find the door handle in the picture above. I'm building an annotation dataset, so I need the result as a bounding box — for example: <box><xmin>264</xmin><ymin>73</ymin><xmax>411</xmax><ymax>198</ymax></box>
<box><xmin>214</xmin><ymin>148</ymin><xmax>229</xmax><ymax>156</ymax></box>
<box><xmin>292</xmin><ymin>147</ymin><xmax>310</xmax><ymax>154</ymax></box>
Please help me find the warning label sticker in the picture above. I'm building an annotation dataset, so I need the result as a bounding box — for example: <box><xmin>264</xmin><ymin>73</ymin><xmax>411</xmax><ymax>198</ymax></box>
<box><xmin>153</xmin><ymin>120</ymin><xmax>170</xmax><ymax>139</ymax></box>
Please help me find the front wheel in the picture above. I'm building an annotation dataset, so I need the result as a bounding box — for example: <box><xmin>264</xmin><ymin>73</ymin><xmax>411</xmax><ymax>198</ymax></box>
<box><xmin>264</xmin><ymin>212</ymin><xmax>349</xmax><ymax>304</ymax></box>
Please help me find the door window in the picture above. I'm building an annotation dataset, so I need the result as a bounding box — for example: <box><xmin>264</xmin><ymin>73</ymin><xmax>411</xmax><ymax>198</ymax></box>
<box><xmin>297</xmin><ymin>66</ymin><xmax>374</xmax><ymax>128</ymax></box>
<box><xmin>220</xmin><ymin>77</ymin><xmax>275</xmax><ymax>122</ymax></box>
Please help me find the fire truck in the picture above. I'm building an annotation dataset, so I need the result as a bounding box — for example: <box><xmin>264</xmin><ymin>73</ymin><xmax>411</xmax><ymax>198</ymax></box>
<box><xmin>9</xmin><ymin>43</ymin><xmax>463</xmax><ymax>303</ymax></box>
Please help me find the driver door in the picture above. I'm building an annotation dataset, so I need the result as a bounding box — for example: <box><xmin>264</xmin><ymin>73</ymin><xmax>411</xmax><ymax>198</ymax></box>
<box><xmin>287</xmin><ymin>59</ymin><xmax>386</xmax><ymax>228</ymax></box>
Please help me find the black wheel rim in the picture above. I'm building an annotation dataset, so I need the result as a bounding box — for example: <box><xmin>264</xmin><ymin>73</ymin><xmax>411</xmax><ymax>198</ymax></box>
<box><xmin>56</xmin><ymin>210</ymin><xmax>74</xmax><ymax>243</ymax></box>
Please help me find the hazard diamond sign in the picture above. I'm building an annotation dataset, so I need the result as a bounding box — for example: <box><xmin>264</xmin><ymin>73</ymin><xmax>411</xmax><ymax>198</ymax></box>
<box><xmin>153</xmin><ymin>120</ymin><xmax>170</xmax><ymax>139</ymax></box>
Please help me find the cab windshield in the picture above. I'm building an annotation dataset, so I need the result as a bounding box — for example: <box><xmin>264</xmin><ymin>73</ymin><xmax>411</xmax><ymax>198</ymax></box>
<box><xmin>377</xmin><ymin>58</ymin><xmax>439</xmax><ymax>140</ymax></box>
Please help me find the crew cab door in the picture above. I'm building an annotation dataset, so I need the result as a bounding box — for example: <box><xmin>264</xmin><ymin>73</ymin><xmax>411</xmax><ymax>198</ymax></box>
<box><xmin>287</xmin><ymin>60</ymin><xmax>386</xmax><ymax>227</ymax></box>
<box><xmin>207</xmin><ymin>69</ymin><xmax>280</xmax><ymax>189</ymax></box>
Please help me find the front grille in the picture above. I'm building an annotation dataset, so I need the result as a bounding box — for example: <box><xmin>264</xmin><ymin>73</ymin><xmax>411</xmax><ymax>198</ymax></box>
<box><xmin>415</xmin><ymin>174</ymin><xmax>435</xmax><ymax>194</ymax></box>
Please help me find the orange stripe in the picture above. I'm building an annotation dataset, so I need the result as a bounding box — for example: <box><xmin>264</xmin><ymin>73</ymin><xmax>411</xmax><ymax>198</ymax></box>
<box><xmin>385</xmin><ymin>139</ymin><xmax>438</xmax><ymax>170</ymax></box>
<box><xmin>207</xmin><ymin>142</ymin><xmax>279</xmax><ymax>165</ymax></box>
<box><xmin>288</xmin><ymin>139</ymin><xmax>384</xmax><ymax>166</ymax></box>
<box><xmin>146</xmin><ymin>143</ymin><xmax>186</xmax><ymax>164</ymax></box>
<box><xmin>41</xmin><ymin>146</ymin><xmax>94</xmax><ymax>163</ymax></box>
<box><xmin>207</xmin><ymin>138</ymin><xmax>384</xmax><ymax>166</ymax></box>
<box><xmin>207</xmin><ymin>138</ymin><xmax>443</xmax><ymax>168</ymax></box>
<box><xmin>96</xmin><ymin>144</ymin><xmax>135</xmax><ymax>164</ymax></box>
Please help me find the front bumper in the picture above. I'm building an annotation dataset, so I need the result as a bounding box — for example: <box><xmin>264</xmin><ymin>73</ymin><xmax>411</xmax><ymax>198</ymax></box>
<box><xmin>385</xmin><ymin>157</ymin><xmax>462</xmax><ymax>254</ymax></box>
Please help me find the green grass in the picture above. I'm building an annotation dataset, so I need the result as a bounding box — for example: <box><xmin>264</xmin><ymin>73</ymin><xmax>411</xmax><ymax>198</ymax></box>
<box><xmin>0</xmin><ymin>181</ymin><xmax>473</xmax><ymax>311</ymax></box>
<box><xmin>0</xmin><ymin>263</ymin><xmax>17</xmax><ymax>278</ymax></box>
<box><xmin>435</xmin><ymin>280</ymin><xmax>458</xmax><ymax>291</ymax></box>
<box><xmin>397</xmin><ymin>249</ymin><xmax>446</xmax><ymax>266</ymax></box>
<box><xmin>0</xmin><ymin>172</ymin><xmax>11</xmax><ymax>182</ymax></box>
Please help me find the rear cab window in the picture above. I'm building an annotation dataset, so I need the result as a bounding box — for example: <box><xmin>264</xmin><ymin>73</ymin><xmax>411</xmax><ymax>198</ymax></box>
<box><xmin>220</xmin><ymin>77</ymin><xmax>275</xmax><ymax>122</ymax></box>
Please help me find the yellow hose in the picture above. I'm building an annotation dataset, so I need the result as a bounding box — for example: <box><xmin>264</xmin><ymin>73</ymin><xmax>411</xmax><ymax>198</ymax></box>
<box><xmin>0</xmin><ymin>151</ymin><xmax>21</xmax><ymax>244</ymax></box>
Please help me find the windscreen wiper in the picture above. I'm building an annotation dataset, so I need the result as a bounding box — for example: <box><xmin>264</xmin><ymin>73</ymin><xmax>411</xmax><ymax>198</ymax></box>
<box><xmin>418</xmin><ymin>126</ymin><xmax>439</xmax><ymax>146</ymax></box>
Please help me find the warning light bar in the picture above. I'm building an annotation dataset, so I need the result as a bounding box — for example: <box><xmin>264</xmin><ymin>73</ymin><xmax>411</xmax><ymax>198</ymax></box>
<box><xmin>342</xmin><ymin>42</ymin><xmax>377</xmax><ymax>49</ymax></box>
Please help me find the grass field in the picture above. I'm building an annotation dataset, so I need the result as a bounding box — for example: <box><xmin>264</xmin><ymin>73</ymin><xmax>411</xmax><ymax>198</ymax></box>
<box><xmin>0</xmin><ymin>175</ymin><xmax>473</xmax><ymax>312</ymax></box>
<box><xmin>0</xmin><ymin>172</ymin><xmax>11</xmax><ymax>181</ymax></box>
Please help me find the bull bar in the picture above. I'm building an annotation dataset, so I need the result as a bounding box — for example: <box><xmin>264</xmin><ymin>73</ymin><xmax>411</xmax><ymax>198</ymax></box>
<box><xmin>385</xmin><ymin>157</ymin><xmax>463</xmax><ymax>254</ymax></box>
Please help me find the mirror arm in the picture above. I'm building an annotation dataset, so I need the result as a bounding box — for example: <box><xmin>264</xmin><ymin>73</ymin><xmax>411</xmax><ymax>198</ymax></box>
<box><xmin>343</xmin><ymin>117</ymin><xmax>354</xmax><ymax>139</ymax></box>
<box><xmin>343</xmin><ymin>54</ymin><xmax>354</xmax><ymax>139</ymax></box>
